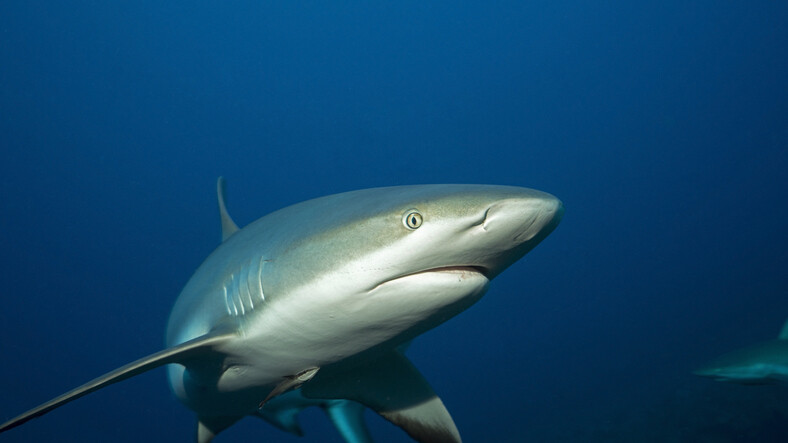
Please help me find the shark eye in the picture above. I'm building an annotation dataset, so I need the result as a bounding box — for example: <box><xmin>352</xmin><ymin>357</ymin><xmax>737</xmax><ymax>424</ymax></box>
<box><xmin>403</xmin><ymin>210</ymin><xmax>423</xmax><ymax>230</ymax></box>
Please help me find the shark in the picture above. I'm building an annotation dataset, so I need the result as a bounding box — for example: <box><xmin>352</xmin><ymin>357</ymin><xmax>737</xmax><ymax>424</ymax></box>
<box><xmin>694</xmin><ymin>319</ymin><xmax>788</xmax><ymax>384</ymax></box>
<box><xmin>0</xmin><ymin>179</ymin><xmax>563</xmax><ymax>442</ymax></box>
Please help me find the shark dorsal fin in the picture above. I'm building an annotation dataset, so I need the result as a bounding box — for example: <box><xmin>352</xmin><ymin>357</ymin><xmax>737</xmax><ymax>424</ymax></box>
<box><xmin>779</xmin><ymin>318</ymin><xmax>788</xmax><ymax>340</ymax></box>
<box><xmin>0</xmin><ymin>330</ymin><xmax>234</xmax><ymax>434</ymax></box>
<box><xmin>302</xmin><ymin>350</ymin><xmax>461</xmax><ymax>443</ymax></box>
<box><xmin>217</xmin><ymin>177</ymin><xmax>240</xmax><ymax>241</ymax></box>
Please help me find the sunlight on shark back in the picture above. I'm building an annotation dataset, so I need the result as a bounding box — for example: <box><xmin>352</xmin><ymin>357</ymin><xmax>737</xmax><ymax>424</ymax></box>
<box><xmin>0</xmin><ymin>179</ymin><xmax>563</xmax><ymax>442</ymax></box>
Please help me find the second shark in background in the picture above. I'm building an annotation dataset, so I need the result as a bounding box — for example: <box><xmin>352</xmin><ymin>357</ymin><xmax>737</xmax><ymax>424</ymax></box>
<box><xmin>695</xmin><ymin>319</ymin><xmax>788</xmax><ymax>384</ymax></box>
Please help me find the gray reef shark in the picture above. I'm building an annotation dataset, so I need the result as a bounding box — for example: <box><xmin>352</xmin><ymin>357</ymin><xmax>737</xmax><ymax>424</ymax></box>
<box><xmin>694</xmin><ymin>319</ymin><xmax>788</xmax><ymax>384</ymax></box>
<box><xmin>0</xmin><ymin>179</ymin><xmax>563</xmax><ymax>442</ymax></box>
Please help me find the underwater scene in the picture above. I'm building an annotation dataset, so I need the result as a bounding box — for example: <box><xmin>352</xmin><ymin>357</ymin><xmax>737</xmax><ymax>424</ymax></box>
<box><xmin>1</xmin><ymin>2</ymin><xmax>787</xmax><ymax>442</ymax></box>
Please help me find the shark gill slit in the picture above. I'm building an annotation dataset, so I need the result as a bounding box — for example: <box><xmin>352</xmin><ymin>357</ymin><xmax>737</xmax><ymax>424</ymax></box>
<box><xmin>229</xmin><ymin>274</ymin><xmax>240</xmax><ymax>316</ymax></box>
<box><xmin>223</xmin><ymin>286</ymin><xmax>232</xmax><ymax>316</ymax></box>
<box><xmin>239</xmin><ymin>263</ymin><xmax>250</xmax><ymax>316</ymax></box>
<box><xmin>223</xmin><ymin>257</ymin><xmax>268</xmax><ymax>319</ymax></box>
<box><xmin>257</xmin><ymin>256</ymin><xmax>266</xmax><ymax>302</ymax></box>
<box><xmin>245</xmin><ymin>258</ymin><xmax>256</xmax><ymax>310</ymax></box>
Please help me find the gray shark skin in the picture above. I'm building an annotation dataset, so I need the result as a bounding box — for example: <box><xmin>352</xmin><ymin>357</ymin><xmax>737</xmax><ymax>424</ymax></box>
<box><xmin>0</xmin><ymin>180</ymin><xmax>563</xmax><ymax>442</ymax></box>
<box><xmin>694</xmin><ymin>319</ymin><xmax>788</xmax><ymax>384</ymax></box>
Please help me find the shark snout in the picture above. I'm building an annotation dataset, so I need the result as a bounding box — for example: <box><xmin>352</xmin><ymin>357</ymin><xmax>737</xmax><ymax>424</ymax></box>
<box><xmin>482</xmin><ymin>194</ymin><xmax>563</xmax><ymax>244</ymax></box>
<box><xmin>469</xmin><ymin>193</ymin><xmax>562</xmax><ymax>278</ymax></box>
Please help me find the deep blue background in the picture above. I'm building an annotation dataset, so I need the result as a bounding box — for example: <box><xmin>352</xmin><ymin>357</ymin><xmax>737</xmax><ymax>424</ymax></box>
<box><xmin>2</xmin><ymin>1</ymin><xmax>787</xmax><ymax>442</ymax></box>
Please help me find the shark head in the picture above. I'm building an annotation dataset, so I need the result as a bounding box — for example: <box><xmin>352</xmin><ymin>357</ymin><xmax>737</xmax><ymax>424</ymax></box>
<box><xmin>236</xmin><ymin>185</ymin><xmax>563</xmax><ymax>361</ymax></box>
<box><xmin>693</xmin><ymin>340</ymin><xmax>788</xmax><ymax>384</ymax></box>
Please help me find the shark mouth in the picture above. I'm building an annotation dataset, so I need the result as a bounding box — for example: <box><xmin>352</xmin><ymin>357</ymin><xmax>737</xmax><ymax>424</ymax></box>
<box><xmin>406</xmin><ymin>266</ymin><xmax>490</xmax><ymax>279</ymax></box>
<box><xmin>372</xmin><ymin>266</ymin><xmax>490</xmax><ymax>292</ymax></box>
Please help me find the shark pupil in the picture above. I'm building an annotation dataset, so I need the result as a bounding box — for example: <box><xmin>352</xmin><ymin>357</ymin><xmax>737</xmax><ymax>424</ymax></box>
<box><xmin>404</xmin><ymin>211</ymin><xmax>423</xmax><ymax>229</ymax></box>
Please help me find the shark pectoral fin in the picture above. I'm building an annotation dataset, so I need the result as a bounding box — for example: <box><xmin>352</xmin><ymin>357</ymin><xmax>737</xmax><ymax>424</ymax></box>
<box><xmin>302</xmin><ymin>351</ymin><xmax>461</xmax><ymax>443</ymax></box>
<box><xmin>197</xmin><ymin>415</ymin><xmax>243</xmax><ymax>443</ymax></box>
<box><xmin>217</xmin><ymin>177</ymin><xmax>240</xmax><ymax>241</ymax></box>
<box><xmin>323</xmin><ymin>400</ymin><xmax>373</xmax><ymax>443</ymax></box>
<box><xmin>0</xmin><ymin>330</ymin><xmax>234</xmax><ymax>434</ymax></box>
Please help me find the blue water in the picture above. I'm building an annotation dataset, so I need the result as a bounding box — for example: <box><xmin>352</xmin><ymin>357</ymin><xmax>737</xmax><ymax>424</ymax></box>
<box><xmin>1</xmin><ymin>2</ymin><xmax>787</xmax><ymax>442</ymax></box>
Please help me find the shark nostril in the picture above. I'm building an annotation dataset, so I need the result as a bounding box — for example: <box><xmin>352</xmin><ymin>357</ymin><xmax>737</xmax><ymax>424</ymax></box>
<box><xmin>470</xmin><ymin>207</ymin><xmax>492</xmax><ymax>231</ymax></box>
<box><xmin>481</xmin><ymin>207</ymin><xmax>491</xmax><ymax>231</ymax></box>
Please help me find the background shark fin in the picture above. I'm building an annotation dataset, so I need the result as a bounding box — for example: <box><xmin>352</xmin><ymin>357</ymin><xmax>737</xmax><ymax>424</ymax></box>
<box><xmin>197</xmin><ymin>415</ymin><xmax>242</xmax><ymax>443</ymax></box>
<box><xmin>302</xmin><ymin>350</ymin><xmax>461</xmax><ymax>443</ymax></box>
<box><xmin>217</xmin><ymin>176</ymin><xmax>240</xmax><ymax>241</ymax></box>
<box><xmin>779</xmin><ymin>318</ymin><xmax>788</xmax><ymax>340</ymax></box>
<box><xmin>0</xmin><ymin>330</ymin><xmax>233</xmax><ymax>434</ymax></box>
